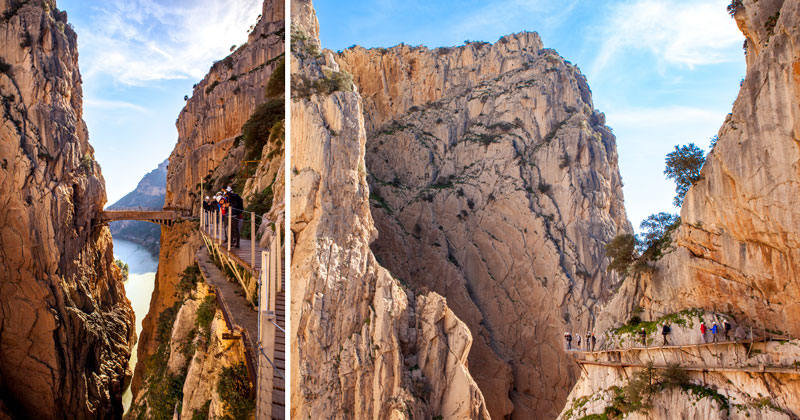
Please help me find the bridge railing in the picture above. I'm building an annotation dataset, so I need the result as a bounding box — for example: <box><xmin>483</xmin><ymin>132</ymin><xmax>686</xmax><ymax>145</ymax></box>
<box><xmin>257</xmin><ymin>220</ymin><xmax>283</xmax><ymax>419</ymax></box>
<box><xmin>199</xmin><ymin>204</ymin><xmax>271</xmax><ymax>269</ymax></box>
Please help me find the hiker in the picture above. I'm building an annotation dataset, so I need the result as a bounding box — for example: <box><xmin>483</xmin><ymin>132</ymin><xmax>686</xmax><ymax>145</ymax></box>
<box><xmin>565</xmin><ymin>332</ymin><xmax>572</xmax><ymax>350</ymax></box>
<box><xmin>586</xmin><ymin>331</ymin><xmax>592</xmax><ymax>351</ymax></box>
<box><xmin>227</xmin><ymin>187</ymin><xmax>244</xmax><ymax>248</ymax></box>
<box><xmin>218</xmin><ymin>193</ymin><xmax>229</xmax><ymax>242</ymax></box>
<box><xmin>639</xmin><ymin>328</ymin><xmax>647</xmax><ymax>347</ymax></box>
<box><xmin>202</xmin><ymin>196</ymin><xmax>213</xmax><ymax>226</ymax></box>
<box><xmin>661</xmin><ymin>324</ymin><xmax>671</xmax><ymax>346</ymax></box>
<box><xmin>700</xmin><ymin>322</ymin><xmax>707</xmax><ymax>343</ymax></box>
<box><xmin>724</xmin><ymin>321</ymin><xmax>732</xmax><ymax>341</ymax></box>
<box><xmin>711</xmin><ymin>323</ymin><xmax>718</xmax><ymax>343</ymax></box>
<box><xmin>576</xmin><ymin>333</ymin><xmax>582</xmax><ymax>350</ymax></box>
<box><xmin>591</xmin><ymin>333</ymin><xmax>597</xmax><ymax>352</ymax></box>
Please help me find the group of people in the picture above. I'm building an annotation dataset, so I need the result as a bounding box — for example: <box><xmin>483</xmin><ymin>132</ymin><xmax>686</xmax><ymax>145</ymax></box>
<box><xmin>564</xmin><ymin>331</ymin><xmax>597</xmax><ymax>351</ymax></box>
<box><xmin>700</xmin><ymin>321</ymin><xmax>733</xmax><ymax>343</ymax></box>
<box><xmin>564</xmin><ymin>318</ymin><xmax>740</xmax><ymax>352</ymax></box>
<box><xmin>203</xmin><ymin>186</ymin><xmax>245</xmax><ymax>247</ymax></box>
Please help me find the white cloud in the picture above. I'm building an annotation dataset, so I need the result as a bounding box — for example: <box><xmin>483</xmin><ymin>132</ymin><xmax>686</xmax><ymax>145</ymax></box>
<box><xmin>84</xmin><ymin>98</ymin><xmax>150</xmax><ymax>113</ymax></box>
<box><xmin>78</xmin><ymin>0</ymin><xmax>262</xmax><ymax>85</ymax></box>
<box><xmin>592</xmin><ymin>0</ymin><xmax>743</xmax><ymax>75</ymax></box>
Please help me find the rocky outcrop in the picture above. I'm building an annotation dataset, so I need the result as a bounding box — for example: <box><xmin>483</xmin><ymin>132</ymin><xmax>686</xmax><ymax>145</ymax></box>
<box><xmin>593</xmin><ymin>0</ymin><xmax>800</xmax><ymax>350</ymax></box>
<box><xmin>131</xmin><ymin>0</ymin><xmax>284</xmax><ymax>415</ymax></box>
<box><xmin>164</xmin><ymin>0</ymin><xmax>284</xmax><ymax>213</ymax></box>
<box><xmin>291</xmin><ymin>1</ymin><xmax>488</xmax><ymax>418</ymax></box>
<box><xmin>560</xmin><ymin>0</ymin><xmax>800</xmax><ymax>418</ymax></box>
<box><xmin>108</xmin><ymin>159</ymin><xmax>167</xmax><ymax>255</ymax></box>
<box><xmin>0</xmin><ymin>1</ymin><xmax>134</xmax><ymax>418</ymax></box>
<box><xmin>335</xmin><ymin>31</ymin><xmax>630</xmax><ymax>418</ymax></box>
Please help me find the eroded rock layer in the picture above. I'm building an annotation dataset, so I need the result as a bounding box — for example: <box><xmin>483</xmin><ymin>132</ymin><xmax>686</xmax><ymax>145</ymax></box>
<box><xmin>0</xmin><ymin>1</ymin><xmax>134</xmax><ymax>418</ymax></box>
<box><xmin>131</xmin><ymin>0</ymin><xmax>285</xmax><ymax>412</ymax></box>
<box><xmin>291</xmin><ymin>1</ymin><xmax>488</xmax><ymax>418</ymax></box>
<box><xmin>335</xmin><ymin>32</ymin><xmax>630</xmax><ymax>418</ymax></box>
<box><xmin>562</xmin><ymin>0</ymin><xmax>800</xmax><ymax>418</ymax></box>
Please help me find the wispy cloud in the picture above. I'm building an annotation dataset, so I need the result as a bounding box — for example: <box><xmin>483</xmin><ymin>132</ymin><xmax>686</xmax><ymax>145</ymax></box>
<box><xmin>84</xmin><ymin>98</ymin><xmax>150</xmax><ymax>113</ymax></box>
<box><xmin>78</xmin><ymin>0</ymin><xmax>262</xmax><ymax>85</ymax></box>
<box><xmin>591</xmin><ymin>0</ymin><xmax>743</xmax><ymax>75</ymax></box>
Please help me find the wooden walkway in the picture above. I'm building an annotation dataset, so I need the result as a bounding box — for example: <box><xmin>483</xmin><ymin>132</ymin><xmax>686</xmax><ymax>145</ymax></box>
<box><xmin>200</xmin><ymin>226</ymin><xmax>263</xmax><ymax>276</ymax></box>
<box><xmin>98</xmin><ymin>210</ymin><xmax>180</xmax><ymax>226</ymax></box>
<box><xmin>573</xmin><ymin>358</ymin><xmax>800</xmax><ymax>375</ymax></box>
<box><xmin>195</xmin><ymin>247</ymin><xmax>286</xmax><ymax>419</ymax></box>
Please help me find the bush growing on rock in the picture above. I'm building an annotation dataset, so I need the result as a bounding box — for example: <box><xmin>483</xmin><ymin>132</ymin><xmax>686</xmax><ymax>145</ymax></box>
<box><xmin>242</xmin><ymin>98</ymin><xmax>283</xmax><ymax>161</ymax></box>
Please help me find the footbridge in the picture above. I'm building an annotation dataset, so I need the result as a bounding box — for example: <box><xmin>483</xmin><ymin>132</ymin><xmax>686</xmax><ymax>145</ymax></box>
<box><xmin>98</xmin><ymin>210</ymin><xmax>183</xmax><ymax>226</ymax></box>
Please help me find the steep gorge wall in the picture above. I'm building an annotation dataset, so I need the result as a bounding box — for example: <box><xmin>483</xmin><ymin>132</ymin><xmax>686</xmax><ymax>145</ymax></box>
<box><xmin>291</xmin><ymin>0</ymin><xmax>488</xmax><ymax>418</ymax></box>
<box><xmin>336</xmin><ymin>33</ymin><xmax>630</xmax><ymax>418</ymax></box>
<box><xmin>0</xmin><ymin>1</ymin><xmax>134</xmax><ymax>418</ymax></box>
<box><xmin>132</xmin><ymin>0</ymin><xmax>285</xmax><ymax>409</ymax></box>
<box><xmin>595</xmin><ymin>0</ymin><xmax>800</xmax><ymax>348</ymax></box>
<box><xmin>561</xmin><ymin>0</ymin><xmax>800</xmax><ymax>418</ymax></box>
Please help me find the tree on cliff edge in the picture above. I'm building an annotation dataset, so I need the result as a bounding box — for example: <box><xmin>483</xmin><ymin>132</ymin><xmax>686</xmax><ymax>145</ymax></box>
<box><xmin>664</xmin><ymin>143</ymin><xmax>705</xmax><ymax>207</ymax></box>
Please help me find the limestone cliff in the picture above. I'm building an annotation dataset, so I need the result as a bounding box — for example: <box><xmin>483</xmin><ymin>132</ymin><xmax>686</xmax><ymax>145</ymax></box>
<box><xmin>335</xmin><ymin>31</ymin><xmax>630</xmax><ymax>418</ymax></box>
<box><xmin>291</xmin><ymin>1</ymin><xmax>489</xmax><ymax>418</ymax></box>
<box><xmin>130</xmin><ymin>0</ymin><xmax>285</xmax><ymax>414</ymax></box>
<box><xmin>560</xmin><ymin>0</ymin><xmax>800</xmax><ymax>418</ymax></box>
<box><xmin>0</xmin><ymin>0</ymin><xmax>134</xmax><ymax>418</ymax></box>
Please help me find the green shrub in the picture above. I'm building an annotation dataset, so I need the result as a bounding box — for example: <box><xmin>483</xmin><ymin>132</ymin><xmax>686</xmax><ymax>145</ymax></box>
<box><xmin>177</xmin><ymin>264</ymin><xmax>202</xmax><ymax>295</ymax></box>
<box><xmin>242</xmin><ymin>98</ymin><xmax>284</xmax><ymax>161</ymax></box>
<box><xmin>314</xmin><ymin>69</ymin><xmax>353</xmax><ymax>94</ymax></box>
<box><xmin>114</xmin><ymin>259</ymin><xmax>129</xmax><ymax>280</ymax></box>
<box><xmin>195</xmin><ymin>295</ymin><xmax>216</xmax><ymax>343</ymax></box>
<box><xmin>218</xmin><ymin>362</ymin><xmax>255</xmax><ymax>420</ymax></box>
<box><xmin>265</xmin><ymin>57</ymin><xmax>285</xmax><ymax>98</ymax></box>
<box><xmin>191</xmin><ymin>400</ymin><xmax>212</xmax><ymax>420</ymax></box>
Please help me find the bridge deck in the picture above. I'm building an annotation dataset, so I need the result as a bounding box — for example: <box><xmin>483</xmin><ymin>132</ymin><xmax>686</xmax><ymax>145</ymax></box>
<box><xmin>573</xmin><ymin>358</ymin><xmax>800</xmax><ymax>375</ymax></box>
<box><xmin>200</xmin><ymin>227</ymin><xmax>263</xmax><ymax>277</ymax></box>
<box><xmin>196</xmin><ymin>247</ymin><xmax>285</xmax><ymax>419</ymax></box>
<box><xmin>99</xmin><ymin>210</ymin><xmax>178</xmax><ymax>222</ymax></box>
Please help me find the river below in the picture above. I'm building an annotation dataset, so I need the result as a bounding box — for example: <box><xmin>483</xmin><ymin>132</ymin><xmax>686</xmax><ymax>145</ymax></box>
<box><xmin>113</xmin><ymin>238</ymin><xmax>158</xmax><ymax>413</ymax></box>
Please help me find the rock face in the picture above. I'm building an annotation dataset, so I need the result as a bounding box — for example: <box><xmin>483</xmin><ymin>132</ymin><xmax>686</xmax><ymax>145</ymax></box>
<box><xmin>593</xmin><ymin>0</ymin><xmax>800</xmax><ymax>347</ymax></box>
<box><xmin>291</xmin><ymin>1</ymin><xmax>489</xmax><ymax>418</ymax></box>
<box><xmin>131</xmin><ymin>0</ymin><xmax>285</xmax><ymax>414</ymax></box>
<box><xmin>560</xmin><ymin>0</ymin><xmax>800</xmax><ymax>418</ymax></box>
<box><xmin>164</xmin><ymin>0</ymin><xmax>284</xmax><ymax>213</ymax></box>
<box><xmin>108</xmin><ymin>159</ymin><xmax>167</xmax><ymax>255</ymax></box>
<box><xmin>0</xmin><ymin>1</ymin><xmax>134</xmax><ymax>418</ymax></box>
<box><xmin>335</xmin><ymin>32</ymin><xmax>630</xmax><ymax>418</ymax></box>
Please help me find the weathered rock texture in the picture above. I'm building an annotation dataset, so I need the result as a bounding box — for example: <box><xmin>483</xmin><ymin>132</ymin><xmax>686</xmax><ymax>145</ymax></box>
<box><xmin>595</xmin><ymin>0</ymin><xmax>800</xmax><ymax>348</ymax></box>
<box><xmin>291</xmin><ymin>1</ymin><xmax>489</xmax><ymax>418</ymax></box>
<box><xmin>108</xmin><ymin>158</ymin><xmax>167</xmax><ymax>255</ymax></box>
<box><xmin>335</xmin><ymin>31</ymin><xmax>630</xmax><ymax>418</ymax></box>
<box><xmin>164</xmin><ymin>0</ymin><xmax>284</xmax><ymax>213</ymax></box>
<box><xmin>0</xmin><ymin>1</ymin><xmax>134</xmax><ymax>418</ymax></box>
<box><xmin>561</xmin><ymin>0</ymin><xmax>800</xmax><ymax>418</ymax></box>
<box><xmin>131</xmin><ymin>0</ymin><xmax>285</xmax><ymax>414</ymax></box>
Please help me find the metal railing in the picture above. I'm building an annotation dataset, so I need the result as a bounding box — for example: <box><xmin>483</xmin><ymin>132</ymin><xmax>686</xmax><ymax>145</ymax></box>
<box><xmin>255</xmin><ymin>222</ymin><xmax>283</xmax><ymax>419</ymax></box>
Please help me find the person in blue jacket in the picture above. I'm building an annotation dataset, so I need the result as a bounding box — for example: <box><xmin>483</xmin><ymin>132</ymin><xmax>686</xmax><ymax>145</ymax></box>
<box><xmin>711</xmin><ymin>322</ymin><xmax>718</xmax><ymax>343</ymax></box>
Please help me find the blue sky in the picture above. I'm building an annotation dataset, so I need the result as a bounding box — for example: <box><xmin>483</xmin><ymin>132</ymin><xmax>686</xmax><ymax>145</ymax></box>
<box><xmin>315</xmin><ymin>0</ymin><xmax>746</xmax><ymax>231</ymax></box>
<box><xmin>59</xmin><ymin>0</ymin><xmax>263</xmax><ymax>204</ymax></box>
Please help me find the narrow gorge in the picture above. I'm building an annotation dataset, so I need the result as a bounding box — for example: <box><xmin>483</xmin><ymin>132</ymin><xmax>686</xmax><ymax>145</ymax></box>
<box><xmin>0</xmin><ymin>1</ymin><xmax>134</xmax><ymax>418</ymax></box>
<box><xmin>290</xmin><ymin>0</ymin><xmax>631</xmax><ymax>418</ymax></box>
<box><xmin>127</xmin><ymin>0</ymin><xmax>285</xmax><ymax>418</ymax></box>
<box><xmin>559</xmin><ymin>0</ymin><xmax>800</xmax><ymax>418</ymax></box>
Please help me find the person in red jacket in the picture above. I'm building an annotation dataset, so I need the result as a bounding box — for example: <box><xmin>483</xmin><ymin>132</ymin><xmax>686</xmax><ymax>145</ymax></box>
<box><xmin>700</xmin><ymin>322</ymin><xmax>707</xmax><ymax>343</ymax></box>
